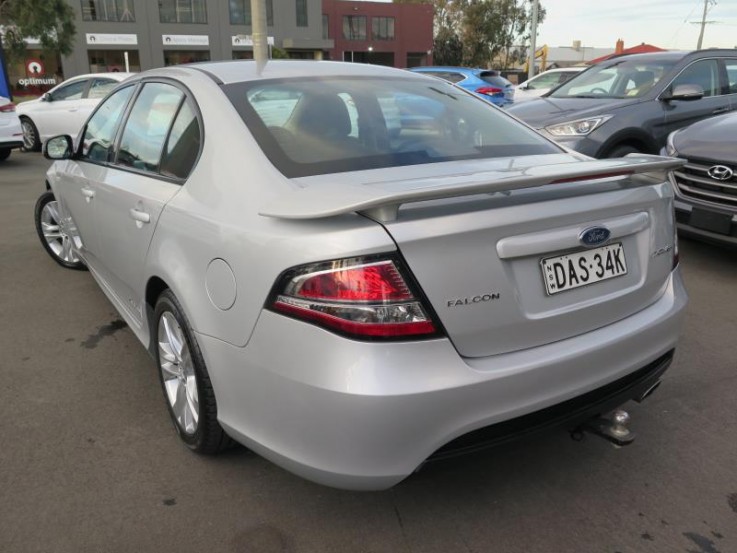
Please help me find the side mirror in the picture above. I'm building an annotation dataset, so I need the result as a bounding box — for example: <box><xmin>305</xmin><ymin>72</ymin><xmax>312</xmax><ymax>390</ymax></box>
<box><xmin>44</xmin><ymin>135</ymin><xmax>74</xmax><ymax>160</ymax></box>
<box><xmin>42</xmin><ymin>92</ymin><xmax>52</xmax><ymax>102</ymax></box>
<box><xmin>663</xmin><ymin>84</ymin><xmax>704</xmax><ymax>102</ymax></box>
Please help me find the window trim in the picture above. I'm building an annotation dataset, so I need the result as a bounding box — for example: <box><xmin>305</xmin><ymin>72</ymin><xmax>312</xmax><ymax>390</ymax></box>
<box><xmin>75</xmin><ymin>77</ymin><xmax>205</xmax><ymax>185</ymax></box>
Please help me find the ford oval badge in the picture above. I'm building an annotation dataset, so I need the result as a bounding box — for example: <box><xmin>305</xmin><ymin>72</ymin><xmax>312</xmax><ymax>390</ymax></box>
<box><xmin>579</xmin><ymin>226</ymin><xmax>611</xmax><ymax>248</ymax></box>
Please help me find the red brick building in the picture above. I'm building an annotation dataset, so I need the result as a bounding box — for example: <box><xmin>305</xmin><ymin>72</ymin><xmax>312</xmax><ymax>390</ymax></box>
<box><xmin>321</xmin><ymin>0</ymin><xmax>433</xmax><ymax>68</ymax></box>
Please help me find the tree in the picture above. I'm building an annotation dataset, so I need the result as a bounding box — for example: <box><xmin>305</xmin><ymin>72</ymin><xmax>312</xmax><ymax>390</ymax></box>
<box><xmin>394</xmin><ymin>0</ymin><xmax>544</xmax><ymax>69</ymax></box>
<box><xmin>433</xmin><ymin>27</ymin><xmax>463</xmax><ymax>66</ymax></box>
<box><xmin>0</xmin><ymin>0</ymin><xmax>76</xmax><ymax>64</ymax></box>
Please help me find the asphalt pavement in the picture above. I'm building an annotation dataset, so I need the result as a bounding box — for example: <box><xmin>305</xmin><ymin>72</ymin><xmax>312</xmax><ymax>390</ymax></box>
<box><xmin>1</xmin><ymin>151</ymin><xmax>736</xmax><ymax>553</ymax></box>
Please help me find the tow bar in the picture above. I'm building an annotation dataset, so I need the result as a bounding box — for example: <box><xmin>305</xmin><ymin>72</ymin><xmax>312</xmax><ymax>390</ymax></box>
<box><xmin>573</xmin><ymin>409</ymin><xmax>635</xmax><ymax>447</ymax></box>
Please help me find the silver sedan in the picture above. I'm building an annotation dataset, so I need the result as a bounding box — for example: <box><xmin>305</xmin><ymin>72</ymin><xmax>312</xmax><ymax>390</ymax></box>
<box><xmin>35</xmin><ymin>61</ymin><xmax>687</xmax><ymax>490</ymax></box>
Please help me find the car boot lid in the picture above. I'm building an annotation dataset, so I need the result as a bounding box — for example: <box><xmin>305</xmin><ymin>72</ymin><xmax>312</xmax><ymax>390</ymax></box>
<box><xmin>260</xmin><ymin>154</ymin><xmax>685</xmax><ymax>222</ymax></box>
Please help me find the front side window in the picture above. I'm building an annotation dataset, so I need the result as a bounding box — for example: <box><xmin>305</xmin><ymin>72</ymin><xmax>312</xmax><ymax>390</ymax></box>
<box><xmin>117</xmin><ymin>83</ymin><xmax>184</xmax><ymax>173</ymax></box>
<box><xmin>51</xmin><ymin>80</ymin><xmax>88</xmax><ymax>101</ymax></box>
<box><xmin>372</xmin><ymin>17</ymin><xmax>394</xmax><ymax>41</ymax></box>
<box><xmin>225</xmin><ymin>77</ymin><xmax>560</xmax><ymax>178</ymax></box>
<box><xmin>159</xmin><ymin>0</ymin><xmax>207</xmax><ymax>24</ymax></box>
<box><xmin>551</xmin><ymin>58</ymin><xmax>677</xmax><ymax>99</ymax></box>
<box><xmin>343</xmin><ymin>16</ymin><xmax>366</xmax><ymax>40</ymax></box>
<box><xmin>81</xmin><ymin>0</ymin><xmax>135</xmax><ymax>22</ymax></box>
<box><xmin>80</xmin><ymin>85</ymin><xmax>135</xmax><ymax>162</ymax></box>
<box><xmin>296</xmin><ymin>0</ymin><xmax>308</xmax><ymax>27</ymax></box>
<box><xmin>669</xmin><ymin>59</ymin><xmax>720</xmax><ymax>97</ymax></box>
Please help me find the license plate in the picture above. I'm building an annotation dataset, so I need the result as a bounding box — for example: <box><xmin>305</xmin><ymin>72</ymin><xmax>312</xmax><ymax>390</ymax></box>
<box><xmin>541</xmin><ymin>243</ymin><xmax>627</xmax><ymax>295</ymax></box>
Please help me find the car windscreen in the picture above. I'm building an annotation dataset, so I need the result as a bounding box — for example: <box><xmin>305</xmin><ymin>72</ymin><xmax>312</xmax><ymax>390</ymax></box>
<box><xmin>223</xmin><ymin>76</ymin><xmax>560</xmax><ymax>178</ymax></box>
<box><xmin>550</xmin><ymin>58</ymin><xmax>678</xmax><ymax>99</ymax></box>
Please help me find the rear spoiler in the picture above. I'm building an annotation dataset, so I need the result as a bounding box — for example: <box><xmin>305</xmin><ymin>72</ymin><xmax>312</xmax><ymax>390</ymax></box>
<box><xmin>259</xmin><ymin>154</ymin><xmax>685</xmax><ymax>223</ymax></box>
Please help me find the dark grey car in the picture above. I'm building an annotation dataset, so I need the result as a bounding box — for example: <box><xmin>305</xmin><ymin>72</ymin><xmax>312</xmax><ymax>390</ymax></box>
<box><xmin>507</xmin><ymin>50</ymin><xmax>737</xmax><ymax>158</ymax></box>
<box><xmin>664</xmin><ymin>111</ymin><xmax>737</xmax><ymax>248</ymax></box>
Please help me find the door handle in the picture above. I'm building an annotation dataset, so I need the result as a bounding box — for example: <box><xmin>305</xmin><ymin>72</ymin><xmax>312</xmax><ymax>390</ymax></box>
<box><xmin>712</xmin><ymin>106</ymin><xmax>730</xmax><ymax>115</ymax></box>
<box><xmin>68</xmin><ymin>108</ymin><xmax>79</xmax><ymax>112</ymax></box>
<box><xmin>81</xmin><ymin>187</ymin><xmax>95</xmax><ymax>202</ymax></box>
<box><xmin>129</xmin><ymin>208</ymin><xmax>150</xmax><ymax>224</ymax></box>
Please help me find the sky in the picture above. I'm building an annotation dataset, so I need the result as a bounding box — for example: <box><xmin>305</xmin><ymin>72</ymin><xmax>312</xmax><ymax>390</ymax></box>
<box><xmin>536</xmin><ymin>0</ymin><xmax>737</xmax><ymax>51</ymax></box>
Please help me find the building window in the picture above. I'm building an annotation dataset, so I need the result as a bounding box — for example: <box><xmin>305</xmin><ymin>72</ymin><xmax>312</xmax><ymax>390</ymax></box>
<box><xmin>342</xmin><ymin>16</ymin><xmax>366</xmax><ymax>41</ymax></box>
<box><xmin>81</xmin><ymin>0</ymin><xmax>135</xmax><ymax>22</ymax></box>
<box><xmin>229</xmin><ymin>0</ymin><xmax>250</xmax><ymax>25</ymax></box>
<box><xmin>229</xmin><ymin>0</ymin><xmax>273</xmax><ymax>26</ymax></box>
<box><xmin>296</xmin><ymin>0</ymin><xmax>308</xmax><ymax>27</ymax></box>
<box><xmin>372</xmin><ymin>17</ymin><xmax>394</xmax><ymax>41</ymax></box>
<box><xmin>159</xmin><ymin>0</ymin><xmax>207</xmax><ymax>24</ymax></box>
<box><xmin>322</xmin><ymin>14</ymin><xmax>329</xmax><ymax>39</ymax></box>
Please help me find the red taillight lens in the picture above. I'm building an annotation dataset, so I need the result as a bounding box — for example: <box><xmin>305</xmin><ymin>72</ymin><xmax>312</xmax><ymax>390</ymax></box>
<box><xmin>476</xmin><ymin>86</ymin><xmax>503</xmax><ymax>97</ymax></box>
<box><xmin>0</xmin><ymin>103</ymin><xmax>16</xmax><ymax>113</ymax></box>
<box><xmin>270</xmin><ymin>257</ymin><xmax>440</xmax><ymax>339</ymax></box>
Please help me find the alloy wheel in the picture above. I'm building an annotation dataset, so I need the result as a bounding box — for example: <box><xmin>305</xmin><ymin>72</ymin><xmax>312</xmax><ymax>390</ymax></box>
<box><xmin>40</xmin><ymin>199</ymin><xmax>82</xmax><ymax>264</ymax></box>
<box><xmin>158</xmin><ymin>312</ymin><xmax>199</xmax><ymax>435</ymax></box>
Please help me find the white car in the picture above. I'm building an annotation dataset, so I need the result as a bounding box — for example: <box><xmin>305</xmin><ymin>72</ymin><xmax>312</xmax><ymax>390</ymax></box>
<box><xmin>515</xmin><ymin>67</ymin><xmax>586</xmax><ymax>103</ymax></box>
<box><xmin>17</xmin><ymin>72</ymin><xmax>133</xmax><ymax>151</ymax></box>
<box><xmin>0</xmin><ymin>96</ymin><xmax>23</xmax><ymax>162</ymax></box>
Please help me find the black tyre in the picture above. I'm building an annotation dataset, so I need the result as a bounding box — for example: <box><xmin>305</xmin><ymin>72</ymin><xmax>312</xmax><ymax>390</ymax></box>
<box><xmin>606</xmin><ymin>145</ymin><xmax>641</xmax><ymax>158</ymax></box>
<box><xmin>21</xmin><ymin>117</ymin><xmax>40</xmax><ymax>152</ymax></box>
<box><xmin>34</xmin><ymin>191</ymin><xmax>87</xmax><ymax>270</ymax></box>
<box><xmin>154</xmin><ymin>290</ymin><xmax>234</xmax><ymax>454</ymax></box>
<box><xmin>0</xmin><ymin>148</ymin><xmax>11</xmax><ymax>161</ymax></box>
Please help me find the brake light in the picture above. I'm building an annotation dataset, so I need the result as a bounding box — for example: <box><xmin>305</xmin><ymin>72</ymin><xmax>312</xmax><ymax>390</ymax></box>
<box><xmin>476</xmin><ymin>86</ymin><xmax>504</xmax><ymax>97</ymax></box>
<box><xmin>269</xmin><ymin>256</ymin><xmax>440</xmax><ymax>339</ymax></box>
<box><xmin>0</xmin><ymin>103</ymin><xmax>16</xmax><ymax>113</ymax></box>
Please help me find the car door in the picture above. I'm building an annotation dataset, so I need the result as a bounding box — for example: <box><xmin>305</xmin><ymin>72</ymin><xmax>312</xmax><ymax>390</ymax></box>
<box><xmin>92</xmin><ymin>81</ymin><xmax>198</xmax><ymax>327</ymax></box>
<box><xmin>37</xmin><ymin>78</ymin><xmax>90</xmax><ymax>140</ymax></box>
<box><xmin>54</xmin><ymin>84</ymin><xmax>136</xmax><ymax>268</ymax></box>
<box><xmin>661</xmin><ymin>58</ymin><xmax>732</xmax><ymax>141</ymax></box>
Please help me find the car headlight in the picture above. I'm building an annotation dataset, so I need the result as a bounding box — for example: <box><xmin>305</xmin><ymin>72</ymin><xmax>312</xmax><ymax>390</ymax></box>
<box><xmin>545</xmin><ymin>116</ymin><xmax>612</xmax><ymax>137</ymax></box>
<box><xmin>665</xmin><ymin>130</ymin><xmax>680</xmax><ymax>157</ymax></box>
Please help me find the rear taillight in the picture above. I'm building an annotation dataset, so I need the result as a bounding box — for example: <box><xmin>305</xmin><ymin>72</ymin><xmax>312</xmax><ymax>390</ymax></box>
<box><xmin>476</xmin><ymin>86</ymin><xmax>504</xmax><ymax>97</ymax></box>
<box><xmin>269</xmin><ymin>256</ymin><xmax>441</xmax><ymax>340</ymax></box>
<box><xmin>0</xmin><ymin>103</ymin><xmax>16</xmax><ymax>113</ymax></box>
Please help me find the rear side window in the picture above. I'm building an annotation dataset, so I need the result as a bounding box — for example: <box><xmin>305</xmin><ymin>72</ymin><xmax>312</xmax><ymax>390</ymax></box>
<box><xmin>160</xmin><ymin>101</ymin><xmax>201</xmax><ymax>179</ymax></box>
<box><xmin>87</xmin><ymin>78</ymin><xmax>119</xmax><ymax>99</ymax></box>
<box><xmin>80</xmin><ymin>85</ymin><xmax>135</xmax><ymax>163</ymax></box>
<box><xmin>225</xmin><ymin>76</ymin><xmax>560</xmax><ymax>178</ymax></box>
<box><xmin>117</xmin><ymin>83</ymin><xmax>184</xmax><ymax>173</ymax></box>
<box><xmin>723</xmin><ymin>59</ymin><xmax>737</xmax><ymax>94</ymax></box>
<box><xmin>422</xmin><ymin>71</ymin><xmax>465</xmax><ymax>84</ymax></box>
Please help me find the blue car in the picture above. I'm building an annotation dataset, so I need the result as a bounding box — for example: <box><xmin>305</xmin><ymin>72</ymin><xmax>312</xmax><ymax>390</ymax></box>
<box><xmin>409</xmin><ymin>66</ymin><xmax>515</xmax><ymax>107</ymax></box>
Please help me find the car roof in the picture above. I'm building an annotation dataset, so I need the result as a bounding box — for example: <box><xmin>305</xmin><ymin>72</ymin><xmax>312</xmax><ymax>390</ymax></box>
<box><xmin>597</xmin><ymin>49</ymin><xmax>737</xmax><ymax>66</ymax></box>
<box><xmin>136</xmin><ymin>60</ymin><xmax>425</xmax><ymax>85</ymax></box>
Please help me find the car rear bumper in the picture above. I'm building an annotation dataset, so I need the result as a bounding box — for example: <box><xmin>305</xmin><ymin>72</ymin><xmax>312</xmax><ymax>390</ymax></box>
<box><xmin>197</xmin><ymin>269</ymin><xmax>687</xmax><ymax>490</ymax></box>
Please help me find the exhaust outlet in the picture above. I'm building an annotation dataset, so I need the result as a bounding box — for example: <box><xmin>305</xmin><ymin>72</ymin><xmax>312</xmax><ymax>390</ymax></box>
<box><xmin>635</xmin><ymin>380</ymin><xmax>662</xmax><ymax>403</ymax></box>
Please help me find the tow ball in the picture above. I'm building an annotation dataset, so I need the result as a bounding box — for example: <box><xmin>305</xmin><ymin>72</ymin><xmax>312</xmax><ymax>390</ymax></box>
<box><xmin>572</xmin><ymin>409</ymin><xmax>635</xmax><ymax>447</ymax></box>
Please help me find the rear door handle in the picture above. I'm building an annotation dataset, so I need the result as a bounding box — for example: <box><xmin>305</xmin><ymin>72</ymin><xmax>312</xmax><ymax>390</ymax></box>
<box><xmin>129</xmin><ymin>208</ymin><xmax>150</xmax><ymax>224</ymax></box>
<box><xmin>712</xmin><ymin>106</ymin><xmax>730</xmax><ymax>115</ymax></box>
<box><xmin>81</xmin><ymin>187</ymin><xmax>95</xmax><ymax>202</ymax></box>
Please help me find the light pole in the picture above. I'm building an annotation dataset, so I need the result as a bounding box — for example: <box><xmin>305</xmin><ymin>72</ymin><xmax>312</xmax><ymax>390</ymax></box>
<box><xmin>527</xmin><ymin>0</ymin><xmax>539</xmax><ymax>79</ymax></box>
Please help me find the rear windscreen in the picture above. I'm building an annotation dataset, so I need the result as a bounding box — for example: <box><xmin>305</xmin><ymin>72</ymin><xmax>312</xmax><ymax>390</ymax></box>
<box><xmin>224</xmin><ymin>76</ymin><xmax>560</xmax><ymax>178</ymax></box>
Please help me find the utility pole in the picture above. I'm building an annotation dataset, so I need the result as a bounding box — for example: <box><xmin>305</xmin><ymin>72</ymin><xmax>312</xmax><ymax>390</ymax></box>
<box><xmin>251</xmin><ymin>0</ymin><xmax>269</xmax><ymax>73</ymax></box>
<box><xmin>696</xmin><ymin>0</ymin><xmax>716</xmax><ymax>50</ymax></box>
<box><xmin>527</xmin><ymin>0</ymin><xmax>539</xmax><ymax>78</ymax></box>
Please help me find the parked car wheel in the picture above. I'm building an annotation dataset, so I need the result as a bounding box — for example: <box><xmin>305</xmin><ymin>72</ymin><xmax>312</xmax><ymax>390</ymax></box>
<box><xmin>607</xmin><ymin>145</ymin><xmax>642</xmax><ymax>158</ymax></box>
<box><xmin>34</xmin><ymin>191</ymin><xmax>87</xmax><ymax>270</ymax></box>
<box><xmin>154</xmin><ymin>290</ymin><xmax>234</xmax><ymax>454</ymax></box>
<box><xmin>21</xmin><ymin>117</ymin><xmax>40</xmax><ymax>151</ymax></box>
<box><xmin>0</xmin><ymin>148</ymin><xmax>10</xmax><ymax>161</ymax></box>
